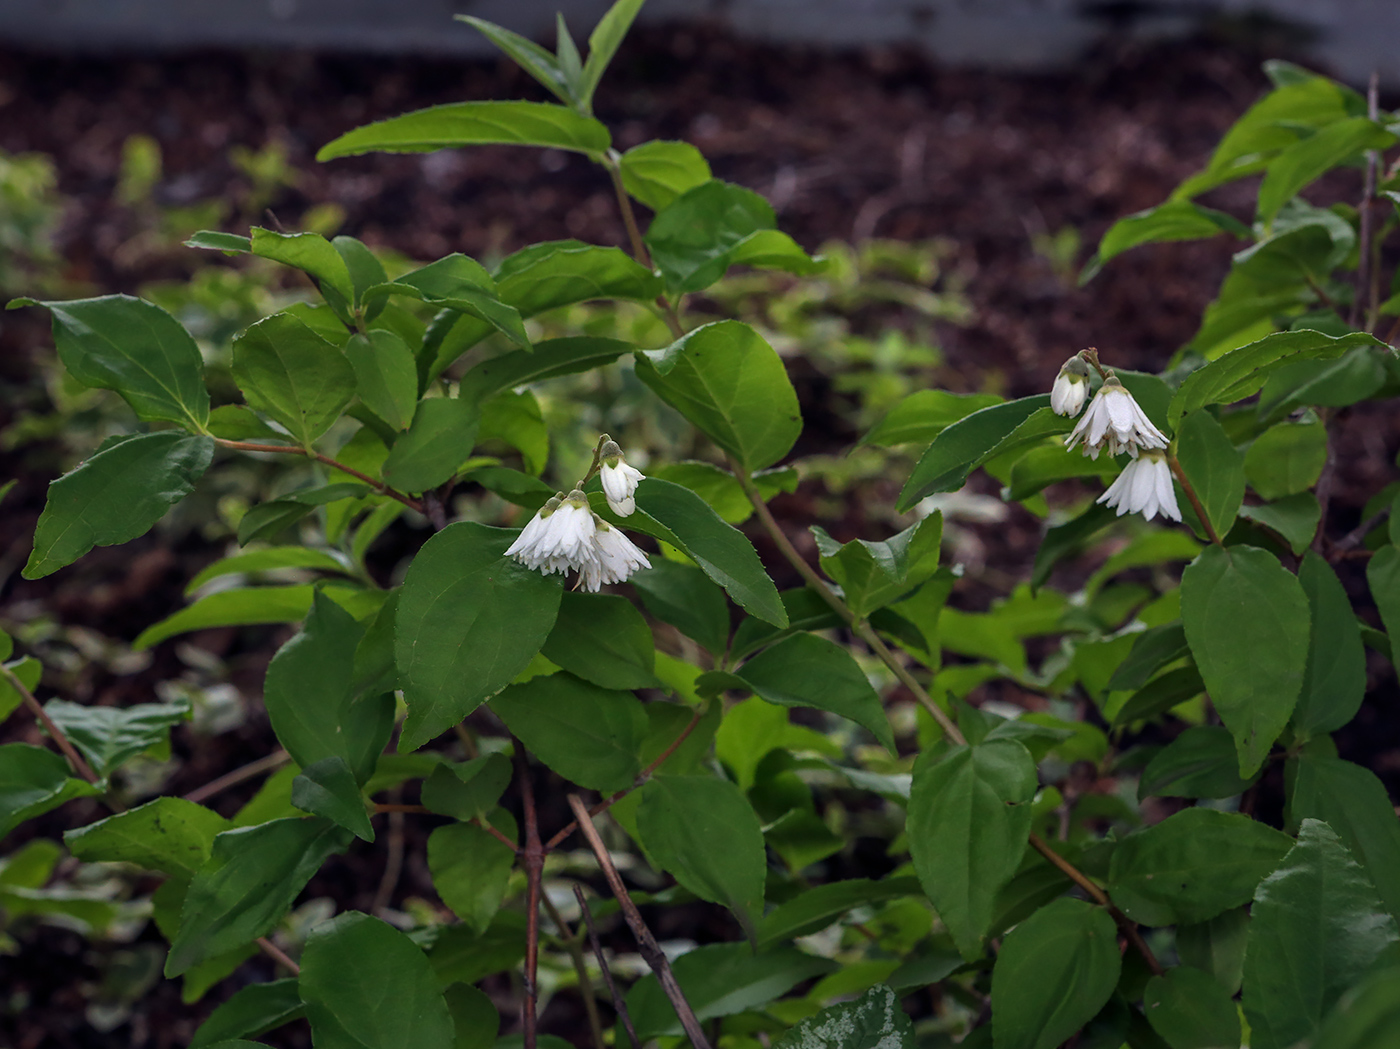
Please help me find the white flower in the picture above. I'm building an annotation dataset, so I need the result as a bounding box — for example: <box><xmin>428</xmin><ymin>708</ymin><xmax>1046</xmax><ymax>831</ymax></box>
<box><xmin>598</xmin><ymin>441</ymin><xmax>644</xmax><ymax>517</ymax></box>
<box><xmin>505</xmin><ymin>490</ymin><xmax>599</xmax><ymax>575</ymax></box>
<box><xmin>1065</xmin><ymin>377</ymin><xmax>1169</xmax><ymax>459</ymax></box>
<box><xmin>1097</xmin><ymin>451</ymin><xmax>1181</xmax><ymax>522</ymax></box>
<box><xmin>1050</xmin><ymin>357</ymin><xmax>1091</xmax><ymax>417</ymax></box>
<box><xmin>579</xmin><ymin>519</ymin><xmax>652</xmax><ymax>591</ymax></box>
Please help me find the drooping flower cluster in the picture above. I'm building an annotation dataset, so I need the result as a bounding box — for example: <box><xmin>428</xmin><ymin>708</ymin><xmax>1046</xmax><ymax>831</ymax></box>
<box><xmin>1064</xmin><ymin>377</ymin><xmax>1169</xmax><ymax>459</ymax></box>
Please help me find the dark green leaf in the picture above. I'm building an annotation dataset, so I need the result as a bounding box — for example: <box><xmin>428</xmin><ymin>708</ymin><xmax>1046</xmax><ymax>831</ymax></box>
<box><xmin>579</xmin><ymin>0</ymin><xmax>645</xmax><ymax>107</ymax></box>
<box><xmin>1257</xmin><ymin>117</ymin><xmax>1395</xmax><ymax>224</ymax></box>
<box><xmin>541</xmin><ymin>591</ymin><xmax>659</xmax><ymax>690</ymax></box>
<box><xmin>619</xmin><ymin>140</ymin><xmax>712</xmax><ymax>210</ymax></box>
<box><xmin>1143</xmin><ymin>966</ymin><xmax>1241</xmax><ymax>1049</ymax></box>
<box><xmin>420</xmin><ymin>754</ymin><xmax>512</xmax><ymax>823</ymax></box>
<box><xmin>990</xmin><ymin>898</ymin><xmax>1121</xmax><ymax>1049</ymax></box>
<box><xmin>299</xmin><ymin>911</ymin><xmax>455</xmax><ymax>1049</ymax></box>
<box><xmin>65</xmin><ymin>797</ymin><xmax>229</xmax><ymax>877</ymax></box>
<box><xmin>812</xmin><ymin>513</ymin><xmax>942</xmax><ymax>620</ymax></box>
<box><xmin>1293</xmin><ymin>552</ymin><xmax>1365</xmax><ymax>737</ymax></box>
<box><xmin>249</xmin><ymin>229</ymin><xmax>355</xmax><ymax>315</ymax></box>
<box><xmin>234</xmin><ymin>502</ymin><xmax>316</xmax><ymax>547</ymax></box>
<box><xmin>897</xmin><ymin>396</ymin><xmax>1052</xmax><ymax>510</ymax></box>
<box><xmin>133</xmin><ymin>584</ymin><xmax>376</xmax><ymax>651</ymax></box>
<box><xmin>1108</xmin><ymin>807</ymin><xmax>1293</xmax><ymax>926</ymax></box>
<box><xmin>380</xmin><ymin>397</ymin><xmax>478</xmax><ymax>494</ymax></box>
<box><xmin>1243</xmin><ymin>819</ymin><xmax>1399</xmax><ymax>1049</ymax></box>
<box><xmin>186</xmin><ymin>546</ymin><xmax>352</xmax><ymax>594</ymax></box>
<box><xmin>772</xmin><ymin>984</ymin><xmax>913</xmax><ymax>1049</ymax></box>
<box><xmin>1138</xmin><ymin>726</ymin><xmax>1261</xmax><ymax>800</ymax></box>
<box><xmin>456</xmin><ymin>336</ymin><xmax>630</xmax><ymax>405</ymax></box>
<box><xmin>643</xmin><ymin>179</ymin><xmax>776</xmax><ymax>292</ymax></box>
<box><xmin>1086</xmin><ymin>200</ymin><xmax>1247</xmax><ymax>280</ymax></box>
<box><xmin>1174</xmin><ymin>411</ymin><xmax>1245</xmax><ymax>540</ymax></box>
<box><xmin>1245</xmin><ymin>416</ymin><xmax>1328</xmax><ymax>500</ymax></box>
<box><xmin>0</xmin><ymin>743</ymin><xmax>100</xmax><ymax>839</ymax></box>
<box><xmin>428</xmin><ymin>911</ymin><xmax>525</xmax><ymax>986</ymax></box>
<box><xmin>0</xmin><ymin>655</ymin><xmax>39</xmax><ymax>723</ymax></box>
<box><xmin>1176</xmin><ymin>907</ymin><xmax>1249</xmax><ymax>996</ymax></box>
<box><xmin>460</xmin><ymin>465</ymin><xmax>552</xmax><ymax>509</ymax></box>
<box><xmin>1238</xmin><ymin>494</ymin><xmax>1321</xmax><ymax>555</ymax></box>
<box><xmin>346</xmin><ymin>330</ymin><xmax>418</xmax><ymax>431</ymax></box>
<box><xmin>45</xmin><ymin>697</ymin><xmax>190</xmax><ymax>779</ymax></box>
<box><xmin>395</xmin><ymin>523</ymin><xmax>562</xmax><ymax>751</ymax></box>
<box><xmin>491</xmin><ymin>674</ymin><xmax>646</xmax><ymax>793</ymax></box>
<box><xmin>292</xmin><ymin>757</ymin><xmax>373</xmax><ymax>842</ymax></box>
<box><xmin>317</xmin><ymin>101</ymin><xmax>610</xmax><ymax>160</ymax></box>
<box><xmin>1258</xmin><ymin>345</ymin><xmax>1388</xmax><ymax>421</ymax></box>
<box><xmin>630</xmin><ymin>558</ymin><xmax>730</xmax><ymax>656</ymax></box>
<box><xmin>443</xmin><ymin>983</ymin><xmax>499</xmax><ymax>1049</ymax></box>
<box><xmin>861</xmin><ymin>390</ymin><xmax>1005</xmax><ymax>449</ymax></box>
<box><xmin>1309</xmin><ymin>965</ymin><xmax>1400</xmax><ymax>1049</ymax></box>
<box><xmin>24</xmin><ymin>431</ymin><xmax>213</xmax><ymax>579</ymax></box>
<box><xmin>190</xmin><ymin>979</ymin><xmax>304</xmax><ymax>1047</ymax></box>
<box><xmin>1367</xmin><ymin>545</ymin><xmax>1400</xmax><ymax>668</ymax></box>
<box><xmin>477</xmin><ymin>390</ymin><xmax>547</xmax><ymax>475</ymax></box>
<box><xmin>908</xmin><ymin>739</ymin><xmax>1037</xmax><ymax>958</ymax></box>
<box><xmin>1181</xmin><ymin>544</ymin><xmax>1310</xmax><ymax>775</ymax></box>
<box><xmin>231</xmin><ymin>313</ymin><xmax>356</xmax><ymax>447</ymax></box>
<box><xmin>369</xmin><ymin>255</ymin><xmax>527</xmax><ymax>352</ymax></box>
<box><xmin>427</xmin><ymin>822</ymin><xmax>514</xmax><ymax>933</ymax></box>
<box><xmin>1108</xmin><ymin>622</ymin><xmax>1190</xmax><ymax>691</ymax></box>
<box><xmin>757</xmin><ymin>877</ymin><xmax>921</xmax><ymax>949</ymax></box>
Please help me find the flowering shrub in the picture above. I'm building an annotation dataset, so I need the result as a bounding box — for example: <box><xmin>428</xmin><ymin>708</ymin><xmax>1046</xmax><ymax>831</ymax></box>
<box><xmin>3</xmin><ymin>5</ymin><xmax>1400</xmax><ymax>1047</ymax></box>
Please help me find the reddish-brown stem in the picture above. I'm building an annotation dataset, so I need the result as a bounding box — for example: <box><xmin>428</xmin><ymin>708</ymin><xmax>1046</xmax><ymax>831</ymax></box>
<box><xmin>2</xmin><ymin>662</ymin><xmax>99</xmax><ymax>785</ymax></box>
<box><xmin>257</xmin><ymin>936</ymin><xmax>301</xmax><ymax>975</ymax></box>
<box><xmin>372</xmin><ymin>803</ymin><xmax>429</xmax><ymax>814</ymax></box>
<box><xmin>213</xmin><ymin>438</ymin><xmax>425</xmax><ymax>514</ymax></box>
<box><xmin>544</xmin><ymin>707</ymin><xmax>706</xmax><ymax>851</ymax></box>
<box><xmin>185</xmin><ymin>750</ymin><xmax>289</xmax><ymax>804</ymax></box>
<box><xmin>369</xmin><ymin>803</ymin><xmax>520</xmax><ymax>852</ymax></box>
<box><xmin>574</xmin><ymin>883</ymin><xmax>642</xmax><ymax>1049</ymax></box>
<box><xmin>1167</xmin><ymin>454</ymin><xmax>1223</xmax><ymax>546</ymax></box>
<box><xmin>567</xmin><ymin>794</ymin><xmax>713</xmax><ymax>1049</ymax></box>
<box><xmin>515</xmin><ymin>741</ymin><xmax>545</xmax><ymax>1049</ymax></box>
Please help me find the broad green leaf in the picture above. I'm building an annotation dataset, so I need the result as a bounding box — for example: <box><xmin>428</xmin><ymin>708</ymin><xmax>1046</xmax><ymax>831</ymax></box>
<box><xmin>897</xmin><ymin>396</ymin><xmax>1050</xmax><ymax>510</ymax></box>
<box><xmin>1177</xmin><ymin>907</ymin><xmax>1250</xmax><ymax>996</ymax></box>
<box><xmin>381</xmin><ymin>398</ymin><xmax>479</xmax><ymax>493</ymax></box>
<box><xmin>629</xmin><ymin>558</ymin><xmax>730</xmax><ymax>656</ymax></box>
<box><xmin>1143</xmin><ymin>966</ymin><xmax>1241</xmax><ymax>1049</ymax></box>
<box><xmin>644</xmin><ymin>179</ymin><xmax>776</xmax><ymax>292</ymax></box>
<box><xmin>715</xmin><ymin>696</ymin><xmax>841</xmax><ymax>791</ymax></box>
<box><xmin>636</xmin><ymin>775</ymin><xmax>766</xmax><ymax>935</ymax></box>
<box><xmin>1181</xmin><ymin>544</ymin><xmax>1310</xmax><ymax>775</ymax></box>
<box><xmin>44</xmin><ymin>697</ymin><xmax>190</xmax><ymax>779</ymax></box>
<box><xmin>427</xmin><ymin>822</ymin><xmax>514</xmax><ymax>933</ymax></box>
<box><xmin>1238</xmin><ymin>493</ymin><xmax>1321</xmax><ymax>555</ymax></box>
<box><xmin>1257</xmin><ymin>117</ymin><xmax>1395</xmax><ymax>224</ymax></box>
<box><xmin>724</xmin><ymin>229</ymin><xmax>825</xmax><ymax>277</ymax></box>
<box><xmin>1245</xmin><ymin>416</ymin><xmax>1328</xmax><ymax>499</ymax></box>
<box><xmin>1174</xmin><ymin>411</ymin><xmax>1244</xmax><ymax>540</ymax></box>
<box><xmin>166</xmin><ymin>817</ymin><xmax>351</xmax><ymax>976</ymax></box>
<box><xmin>579</xmin><ymin>0</ymin><xmax>646</xmax><ymax>107</ymax></box>
<box><xmin>249</xmin><ymin>229</ymin><xmax>355</xmax><ymax>316</ymax></box>
<box><xmin>12</xmin><ymin>294</ymin><xmax>210</xmax><ymax>429</ymax></box>
<box><xmin>300</xmin><ymin>911</ymin><xmax>455</xmax><ymax>1049</ymax></box>
<box><xmin>1289</xmin><ymin>753</ymin><xmax>1400</xmax><ymax>923</ymax></box>
<box><xmin>635</xmin><ymin>320</ymin><xmax>801</xmax><ymax>473</ymax></box>
<box><xmin>186</xmin><ymin>547</ymin><xmax>352</xmax><ymax>594</ymax></box>
<box><xmin>477</xmin><ymin>390</ymin><xmax>548</xmax><ymax>475</ymax></box>
<box><xmin>444</xmin><ymin>983</ymin><xmax>499</xmax><ymax>1049</ymax></box>
<box><xmin>368</xmin><ymin>254</ymin><xmax>527</xmax><ymax>351</ymax></box>
<box><xmin>757</xmin><ymin>877</ymin><xmax>922</xmax><ymax>949</ymax></box>
<box><xmin>1366</xmin><ymin>545</ymin><xmax>1400</xmax><ymax>668</ymax></box>
<box><xmin>635</xmin><ymin>478</ymin><xmax>786</xmax><ymax>627</ymax></box>
<box><xmin>907</xmin><ymin>739</ymin><xmax>1037</xmax><ymax>958</ymax></box>
<box><xmin>0</xmin><ymin>655</ymin><xmax>39</xmax><ymax>723</ymax></box>
<box><xmin>456</xmin><ymin>336</ymin><xmax>630</xmax><ymax>405</ymax></box>
<box><xmin>491</xmin><ymin>673</ymin><xmax>646</xmax><ymax>793</ymax></box>
<box><xmin>1138</xmin><ymin>726</ymin><xmax>1261</xmax><ymax>800</ymax></box>
<box><xmin>860</xmin><ymin>390</ymin><xmax>1004</xmax><ymax>449</ymax></box>
<box><xmin>65</xmin><ymin>797</ymin><xmax>229</xmax><ymax>877</ymax></box>
<box><xmin>316</xmin><ymin>101</ymin><xmax>610</xmax><ymax>160</ymax></box>
<box><xmin>1005</xmin><ymin>441</ymin><xmax>1118</xmax><ymax>500</ymax></box>
<box><xmin>1169</xmin><ymin>330</ymin><xmax>1384</xmax><ymax>424</ymax></box>
<box><xmin>134</xmin><ymin>583</ymin><xmax>374</xmax><ymax>651</ymax></box>
<box><xmin>395</xmin><ymin>523</ymin><xmax>562</xmax><ymax>751</ymax></box>
<box><xmin>1243</xmin><ymin>819</ymin><xmax>1399</xmax><ymax>1049</ymax></box>
<box><xmin>1292</xmin><ymin>552</ymin><xmax>1365</xmax><ymax>737</ymax></box>
<box><xmin>1258</xmin><ymin>345</ymin><xmax>1388</xmax><ymax>420</ymax></box>
<box><xmin>346</xmin><ymin>330</ymin><xmax>418</xmax><ymax>431</ymax></box>
<box><xmin>0</xmin><ymin>743</ymin><xmax>100</xmax><ymax>839</ymax></box>
<box><xmin>232</xmin><ymin>313</ymin><xmax>356</xmax><ymax>447</ymax></box>
<box><xmin>647</xmin><ymin>459</ymin><xmax>796</xmax><ymax>525</ymax></box>
<box><xmin>189</xmin><ymin>978</ymin><xmax>304</xmax><ymax>1047</ymax></box>
<box><xmin>420</xmin><ymin>754</ymin><xmax>512</xmax><ymax>824</ymax></box>
<box><xmin>291</xmin><ymin>757</ymin><xmax>374</xmax><ymax>842</ymax></box>
<box><xmin>1108</xmin><ymin>807</ymin><xmax>1293</xmax><ymax>926</ymax></box>
<box><xmin>428</xmin><ymin>911</ymin><xmax>526</xmax><ymax>987</ymax></box>
<box><xmin>455</xmin><ymin>16</ymin><xmax>570</xmax><ymax>104</ymax></box>
<box><xmin>990</xmin><ymin>898</ymin><xmax>1121</xmax><ymax>1049</ymax></box>
<box><xmin>24</xmin><ymin>431</ymin><xmax>213</xmax><ymax>579</ymax></box>
<box><xmin>540</xmin><ymin>591</ymin><xmax>658</xmax><ymax>690</ymax></box>
<box><xmin>1085</xmin><ymin>200</ymin><xmax>1247</xmax><ymax>280</ymax></box>
<box><xmin>730</xmin><ymin>632</ymin><xmax>894</xmax><ymax>751</ymax></box>
<box><xmin>812</xmin><ymin>512</ymin><xmax>942</xmax><ymax>620</ymax></box>
<box><xmin>332</xmin><ymin>235</ymin><xmax>387</xmax><ymax>306</ymax></box>
<box><xmin>619</xmin><ymin>140</ymin><xmax>712</xmax><ymax>210</ymax></box>
<box><xmin>1309</xmin><ymin>966</ymin><xmax>1400</xmax><ymax>1049</ymax></box>
<box><xmin>626</xmin><ymin>942</ymin><xmax>836</xmax><ymax>1039</ymax></box>
<box><xmin>185</xmin><ymin>230</ymin><xmax>252</xmax><ymax>253</ymax></box>
<box><xmin>772</xmin><ymin>984</ymin><xmax>913</xmax><ymax>1049</ymax></box>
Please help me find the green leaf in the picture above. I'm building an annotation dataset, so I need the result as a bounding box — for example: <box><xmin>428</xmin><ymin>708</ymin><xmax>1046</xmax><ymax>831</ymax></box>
<box><xmin>64</xmin><ymin>797</ymin><xmax>229</xmax><ymax>877</ymax></box>
<box><xmin>636</xmin><ymin>775</ymin><xmax>767</xmax><ymax>935</ymax></box>
<box><xmin>249</xmin><ymin>229</ymin><xmax>355</xmax><ymax>316</ymax></box>
<box><xmin>540</xmin><ymin>591</ymin><xmax>658</xmax><ymax>690</ymax></box>
<box><xmin>1143</xmin><ymin>966</ymin><xmax>1241</xmax><ymax>1049</ymax></box>
<box><xmin>1031</xmin><ymin>501</ymin><xmax>1118</xmax><ymax>591</ymax></box>
<box><xmin>44</xmin><ymin>697</ymin><xmax>189</xmax><ymax>779</ymax></box>
<box><xmin>1367</xmin><ymin>545</ymin><xmax>1400</xmax><ymax>668</ymax></box>
<box><xmin>185</xmin><ymin>230</ymin><xmax>252</xmax><ymax>254</ymax></box>
<box><xmin>189</xmin><ymin>978</ymin><xmax>303</xmax><ymax>1047</ymax></box>
<box><xmin>897</xmin><ymin>396</ymin><xmax>1052</xmax><ymax>510</ymax></box>
<box><xmin>1238</xmin><ymin>493</ymin><xmax>1321</xmax><ymax>555</ymax></box>
<box><xmin>1243</xmin><ymin>819</ymin><xmax>1400</xmax><ymax>1049</ymax></box>
<box><xmin>428</xmin><ymin>911</ymin><xmax>525</xmax><ymax>987</ymax></box>
<box><xmin>635</xmin><ymin>320</ymin><xmax>801</xmax><ymax>473</ymax></box>
<box><xmin>291</xmin><ymin>757</ymin><xmax>373</xmax><ymax>842</ymax></box>
<box><xmin>730</xmin><ymin>632</ymin><xmax>894</xmax><ymax>751</ymax></box>
<box><xmin>1170</xmin><ymin>330</ymin><xmax>1385</xmax><ymax>424</ymax></box>
<box><xmin>1174</xmin><ymin>411</ymin><xmax>1245</xmax><ymax>540</ymax></box>
<box><xmin>861</xmin><ymin>389</ymin><xmax>1005</xmax><ymax>449</ymax></box>
<box><xmin>370</xmin><ymin>255</ymin><xmax>528</xmax><ymax>352</ymax></box>
<box><xmin>0</xmin><ymin>655</ymin><xmax>39</xmax><ymax>723</ymax></box>
<box><xmin>420</xmin><ymin>754</ymin><xmax>512</xmax><ymax>824</ymax></box>
<box><xmin>477</xmin><ymin>390</ymin><xmax>548</xmax><ymax>475</ymax></box>
<box><xmin>232</xmin><ymin>313</ymin><xmax>356</xmax><ymax>447</ymax></box>
<box><xmin>395</xmin><ymin>523</ymin><xmax>562</xmax><ymax>751</ymax></box>
<box><xmin>166</xmin><ymin>817</ymin><xmax>351</xmax><ymax>976</ymax></box>
<box><xmin>427</xmin><ymin>822</ymin><xmax>514</xmax><ymax>934</ymax></box>
<box><xmin>630</xmin><ymin>558</ymin><xmax>730</xmax><ymax>656</ymax></box>
<box><xmin>0</xmin><ymin>743</ymin><xmax>99</xmax><ymax>839</ymax></box>
<box><xmin>1309</xmin><ymin>966</ymin><xmax>1400</xmax><ymax>1049</ymax></box>
<box><xmin>14</xmin><ymin>295</ymin><xmax>210</xmax><ymax>429</ymax></box>
<box><xmin>1086</xmin><ymin>200</ymin><xmax>1247</xmax><ymax>280</ymax></box>
<box><xmin>812</xmin><ymin>513</ymin><xmax>942</xmax><ymax>620</ymax></box>
<box><xmin>187</xmin><ymin>547</ymin><xmax>352</xmax><ymax>594</ymax></box>
<box><xmin>456</xmin><ymin>336</ymin><xmax>630</xmax><ymax>407</ymax></box>
<box><xmin>619</xmin><ymin>140</ymin><xmax>712</xmax><ymax>210</ymax></box>
<box><xmin>1258</xmin><ymin>117</ymin><xmax>1395</xmax><ymax>224</ymax></box>
<box><xmin>345</xmin><ymin>330</ymin><xmax>418</xmax><ymax>431</ymax></box>
<box><xmin>316</xmin><ymin>101</ymin><xmax>610</xmax><ymax>161</ymax></box>
<box><xmin>1181</xmin><ymin>544</ymin><xmax>1310</xmax><ymax>775</ymax></box>
<box><xmin>990</xmin><ymin>898</ymin><xmax>1121</xmax><ymax>1049</ymax></box>
<box><xmin>1108</xmin><ymin>807</ymin><xmax>1293</xmax><ymax>926</ymax></box>
<box><xmin>757</xmin><ymin>877</ymin><xmax>922</xmax><ymax>949</ymax></box>
<box><xmin>1245</xmin><ymin>416</ymin><xmax>1328</xmax><ymax>499</ymax></box>
<box><xmin>455</xmin><ymin>17</ymin><xmax>570</xmax><ymax>105</ymax></box>
<box><xmin>491</xmin><ymin>674</ymin><xmax>645</xmax><ymax>793</ymax></box>
<box><xmin>24</xmin><ymin>431</ymin><xmax>213</xmax><ymax>579</ymax></box>
<box><xmin>907</xmin><ymin>739</ymin><xmax>1037</xmax><ymax>958</ymax></box>
<box><xmin>1177</xmin><ymin>907</ymin><xmax>1250</xmax><ymax>996</ymax></box>
<box><xmin>626</xmin><ymin>942</ymin><xmax>836</xmax><ymax>1039</ymax></box>
<box><xmin>1138</xmin><ymin>725</ymin><xmax>1262</xmax><ymax>800</ymax></box>
<box><xmin>1258</xmin><ymin>345</ymin><xmax>1388</xmax><ymax>420</ymax></box>
<box><xmin>1292</xmin><ymin>552</ymin><xmax>1365</xmax><ymax>737</ymax></box>
<box><xmin>772</xmin><ymin>984</ymin><xmax>913</xmax><ymax>1049</ymax></box>
<box><xmin>381</xmin><ymin>398</ymin><xmax>479</xmax><ymax>494</ymax></box>
<box><xmin>134</xmin><ymin>583</ymin><xmax>373</xmax><ymax>651</ymax></box>
<box><xmin>300</xmin><ymin>911</ymin><xmax>455</xmax><ymax>1049</ymax></box>
<box><xmin>579</xmin><ymin>0</ymin><xmax>646</xmax><ymax>107</ymax></box>
<box><xmin>444</xmin><ymin>983</ymin><xmax>499</xmax><ymax>1049</ymax></box>
<box><xmin>724</xmin><ymin>229</ymin><xmax>825</xmax><ymax>277</ymax></box>
<box><xmin>1289</xmin><ymin>753</ymin><xmax>1400</xmax><ymax>923</ymax></box>
<box><xmin>643</xmin><ymin>179</ymin><xmax>776</xmax><ymax>292</ymax></box>
<box><xmin>635</xmin><ymin>478</ymin><xmax>786</xmax><ymax>628</ymax></box>
<box><xmin>333</xmin><ymin>235</ymin><xmax>388</xmax><ymax>307</ymax></box>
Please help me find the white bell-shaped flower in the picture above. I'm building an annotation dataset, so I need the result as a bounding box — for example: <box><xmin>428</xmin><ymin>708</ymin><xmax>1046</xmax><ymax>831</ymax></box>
<box><xmin>579</xmin><ymin>518</ymin><xmax>652</xmax><ymax>591</ymax></box>
<box><xmin>1050</xmin><ymin>356</ymin><xmax>1091</xmax><ymax>417</ymax></box>
<box><xmin>1097</xmin><ymin>451</ymin><xmax>1181</xmax><ymax>522</ymax></box>
<box><xmin>598</xmin><ymin>440</ymin><xmax>645</xmax><ymax>517</ymax></box>
<box><xmin>505</xmin><ymin>490</ymin><xmax>599</xmax><ymax>575</ymax></box>
<box><xmin>1065</xmin><ymin>377</ymin><xmax>1169</xmax><ymax>459</ymax></box>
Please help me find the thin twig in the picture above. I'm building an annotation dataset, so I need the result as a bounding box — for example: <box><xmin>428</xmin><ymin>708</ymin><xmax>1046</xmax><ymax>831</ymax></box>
<box><xmin>541</xmin><ymin>889</ymin><xmax>608</xmax><ymax>1049</ymax></box>
<box><xmin>1167</xmin><ymin>454</ymin><xmax>1223</xmax><ymax>546</ymax></box>
<box><xmin>184</xmin><ymin>750</ymin><xmax>289</xmax><ymax>804</ymax></box>
<box><xmin>1312</xmin><ymin>407</ymin><xmax>1338</xmax><ymax>554</ymax></box>
<box><xmin>214</xmin><ymin>438</ymin><xmax>425</xmax><ymax>514</ymax></box>
<box><xmin>2</xmin><ymin>662</ymin><xmax>99</xmax><ymax>785</ymax></box>
<box><xmin>573</xmin><ymin>884</ymin><xmax>642</xmax><ymax>1049</ymax></box>
<box><xmin>1333</xmin><ymin>505</ymin><xmax>1391</xmax><ymax>557</ymax></box>
<box><xmin>1354</xmin><ymin>72</ymin><xmax>1382</xmax><ymax>331</ymax></box>
<box><xmin>515</xmin><ymin>740</ymin><xmax>546</xmax><ymax>1049</ymax></box>
<box><xmin>370</xmin><ymin>787</ymin><xmax>405</xmax><ymax>918</ymax></box>
<box><xmin>602</xmin><ymin>153</ymin><xmax>685</xmax><ymax>339</ymax></box>
<box><xmin>567</xmin><ymin>794</ymin><xmax>713</xmax><ymax>1049</ymax></box>
<box><xmin>257</xmin><ymin>936</ymin><xmax>301</xmax><ymax>975</ymax></box>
